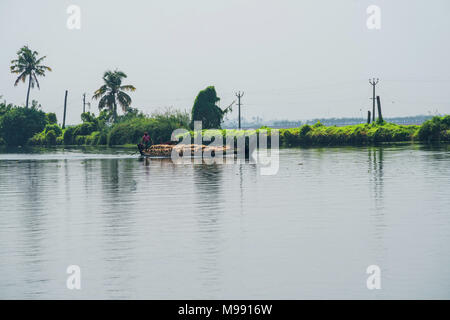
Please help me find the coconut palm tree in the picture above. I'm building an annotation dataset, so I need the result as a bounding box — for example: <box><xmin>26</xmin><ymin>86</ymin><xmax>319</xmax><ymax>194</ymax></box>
<box><xmin>10</xmin><ymin>46</ymin><xmax>52</xmax><ymax>108</ymax></box>
<box><xmin>92</xmin><ymin>70</ymin><xmax>136</xmax><ymax>122</ymax></box>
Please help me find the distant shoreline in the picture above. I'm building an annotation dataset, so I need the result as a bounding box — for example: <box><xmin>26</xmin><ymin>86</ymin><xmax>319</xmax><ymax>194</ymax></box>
<box><xmin>223</xmin><ymin>115</ymin><xmax>436</xmax><ymax>129</ymax></box>
<box><xmin>2</xmin><ymin>117</ymin><xmax>448</xmax><ymax>150</ymax></box>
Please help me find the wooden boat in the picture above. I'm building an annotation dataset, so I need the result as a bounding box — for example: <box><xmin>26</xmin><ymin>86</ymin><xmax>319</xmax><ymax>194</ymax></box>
<box><xmin>137</xmin><ymin>143</ymin><xmax>232</xmax><ymax>158</ymax></box>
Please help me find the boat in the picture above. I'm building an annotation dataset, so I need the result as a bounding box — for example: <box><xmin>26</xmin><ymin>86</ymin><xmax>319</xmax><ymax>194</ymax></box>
<box><xmin>137</xmin><ymin>143</ymin><xmax>232</xmax><ymax>158</ymax></box>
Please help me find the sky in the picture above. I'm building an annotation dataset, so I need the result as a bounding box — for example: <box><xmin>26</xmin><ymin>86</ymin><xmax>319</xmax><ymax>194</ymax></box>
<box><xmin>1</xmin><ymin>0</ymin><xmax>449</xmax><ymax>124</ymax></box>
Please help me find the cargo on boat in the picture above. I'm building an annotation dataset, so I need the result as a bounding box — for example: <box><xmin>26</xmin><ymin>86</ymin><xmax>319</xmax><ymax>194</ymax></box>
<box><xmin>137</xmin><ymin>143</ymin><xmax>232</xmax><ymax>157</ymax></box>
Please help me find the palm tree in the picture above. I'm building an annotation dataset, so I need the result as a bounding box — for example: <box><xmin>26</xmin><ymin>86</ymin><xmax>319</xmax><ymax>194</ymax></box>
<box><xmin>92</xmin><ymin>70</ymin><xmax>136</xmax><ymax>122</ymax></box>
<box><xmin>10</xmin><ymin>46</ymin><xmax>52</xmax><ymax>108</ymax></box>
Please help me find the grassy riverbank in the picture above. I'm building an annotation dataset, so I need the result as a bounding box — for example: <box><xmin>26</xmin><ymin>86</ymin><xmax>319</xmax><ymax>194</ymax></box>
<box><xmin>192</xmin><ymin>116</ymin><xmax>450</xmax><ymax>147</ymax></box>
<box><xmin>0</xmin><ymin>105</ymin><xmax>191</xmax><ymax>147</ymax></box>
<box><xmin>114</xmin><ymin>115</ymin><xmax>450</xmax><ymax>147</ymax></box>
<box><xmin>279</xmin><ymin>121</ymin><xmax>420</xmax><ymax>146</ymax></box>
<box><xmin>1</xmin><ymin>101</ymin><xmax>449</xmax><ymax>148</ymax></box>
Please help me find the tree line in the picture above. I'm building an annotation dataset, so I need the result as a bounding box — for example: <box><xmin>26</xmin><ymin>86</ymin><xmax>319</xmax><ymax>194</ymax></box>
<box><xmin>1</xmin><ymin>45</ymin><xmax>231</xmax><ymax>147</ymax></box>
<box><xmin>1</xmin><ymin>45</ymin><xmax>449</xmax><ymax>148</ymax></box>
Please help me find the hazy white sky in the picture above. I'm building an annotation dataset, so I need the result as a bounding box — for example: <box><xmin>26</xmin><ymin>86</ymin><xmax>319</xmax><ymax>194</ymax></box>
<box><xmin>1</xmin><ymin>0</ymin><xmax>449</xmax><ymax>124</ymax></box>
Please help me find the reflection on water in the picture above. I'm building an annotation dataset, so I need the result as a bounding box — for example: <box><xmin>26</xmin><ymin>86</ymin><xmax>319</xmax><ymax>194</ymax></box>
<box><xmin>193</xmin><ymin>164</ymin><xmax>224</xmax><ymax>296</ymax></box>
<box><xmin>367</xmin><ymin>148</ymin><xmax>386</xmax><ymax>285</ymax></box>
<box><xmin>368</xmin><ymin>147</ymin><xmax>385</xmax><ymax>232</ymax></box>
<box><xmin>369</xmin><ymin>147</ymin><xmax>384</xmax><ymax>207</ymax></box>
<box><xmin>0</xmin><ymin>145</ymin><xmax>450</xmax><ymax>299</ymax></box>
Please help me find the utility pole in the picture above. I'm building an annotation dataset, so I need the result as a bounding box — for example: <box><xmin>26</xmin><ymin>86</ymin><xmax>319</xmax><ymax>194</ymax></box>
<box><xmin>376</xmin><ymin>95</ymin><xmax>383</xmax><ymax>122</ymax></box>
<box><xmin>367</xmin><ymin>110</ymin><xmax>371</xmax><ymax>124</ymax></box>
<box><xmin>369</xmin><ymin>78</ymin><xmax>379</xmax><ymax>122</ymax></box>
<box><xmin>62</xmin><ymin>90</ymin><xmax>68</xmax><ymax>129</ymax></box>
<box><xmin>235</xmin><ymin>91</ymin><xmax>244</xmax><ymax>130</ymax></box>
<box><xmin>82</xmin><ymin>93</ymin><xmax>91</xmax><ymax>114</ymax></box>
<box><xmin>83</xmin><ymin>93</ymin><xmax>86</xmax><ymax>114</ymax></box>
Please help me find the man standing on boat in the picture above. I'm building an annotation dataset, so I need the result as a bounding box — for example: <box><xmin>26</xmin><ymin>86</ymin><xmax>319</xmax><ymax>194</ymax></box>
<box><xmin>142</xmin><ymin>132</ymin><xmax>152</xmax><ymax>149</ymax></box>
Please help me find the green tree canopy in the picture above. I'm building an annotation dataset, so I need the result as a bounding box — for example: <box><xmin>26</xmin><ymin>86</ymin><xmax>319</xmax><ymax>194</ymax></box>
<box><xmin>92</xmin><ymin>70</ymin><xmax>136</xmax><ymax>122</ymax></box>
<box><xmin>191</xmin><ymin>86</ymin><xmax>228</xmax><ymax>129</ymax></box>
<box><xmin>46</xmin><ymin>112</ymin><xmax>57</xmax><ymax>124</ymax></box>
<box><xmin>0</xmin><ymin>101</ymin><xmax>13</xmax><ymax>117</ymax></box>
<box><xmin>0</xmin><ymin>106</ymin><xmax>47</xmax><ymax>146</ymax></box>
<box><xmin>10</xmin><ymin>46</ymin><xmax>52</xmax><ymax>108</ymax></box>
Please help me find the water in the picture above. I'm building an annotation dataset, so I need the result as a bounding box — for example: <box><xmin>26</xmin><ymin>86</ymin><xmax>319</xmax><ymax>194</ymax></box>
<box><xmin>0</xmin><ymin>144</ymin><xmax>449</xmax><ymax>299</ymax></box>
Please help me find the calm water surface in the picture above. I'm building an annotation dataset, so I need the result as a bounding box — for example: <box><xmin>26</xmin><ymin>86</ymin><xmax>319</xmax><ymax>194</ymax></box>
<box><xmin>0</xmin><ymin>144</ymin><xmax>449</xmax><ymax>299</ymax></box>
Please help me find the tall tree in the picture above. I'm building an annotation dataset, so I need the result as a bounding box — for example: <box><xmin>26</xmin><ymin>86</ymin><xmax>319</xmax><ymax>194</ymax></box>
<box><xmin>10</xmin><ymin>46</ymin><xmax>52</xmax><ymax>108</ymax></box>
<box><xmin>191</xmin><ymin>86</ymin><xmax>232</xmax><ymax>129</ymax></box>
<box><xmin>92</xmin><ymin>70</ymin><xmax>136</xmax><ymax>122</ymax></box>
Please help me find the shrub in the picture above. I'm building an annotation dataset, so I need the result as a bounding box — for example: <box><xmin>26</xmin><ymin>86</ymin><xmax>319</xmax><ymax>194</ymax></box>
<box><xmin>98</xmin><ymin>129</ymin><xmax>108</xmax><ymax>145</ymax></box>
<box><xmin>81</xmin><ymin>112</ymin><xmax>97</xmax><ymax>124</ymax></box>
<box><xmin>0</xmin><ymin>102</ymin><xmax>13</xmax><ymax>117</ymax></box>
<box><xmin>75</xmin><ymin>135</ymin><xmax>87</xmax><ymax>145</ymax></box>
<box><xmin>28</xmin><ymin>132</ymin><xmax>45</xmax><ymax>145</ymax></box>
<box><xmin>417</xmin><ymin>116</ymin><xmax>443</xmax><ymax>141</ymax></box>
<box><xmin>281</xmin><ymin>129</ymin><xmax>299</xmax><ymax>146</ymax></box>
<box><xmin>63</xmin><ymin>126</ymin><xmax>76</xmax><ymax>145</ymax></box>
<box><xmin>442</xmin><ymin>115</ymin><xmax>450</xmax><ymax>128</ymax></box>
<box><xmin>46</xmin><ymin>113</ymin><xmax>57</xmax><ymax>124</ymax></box>
<box><xmin>0</xmin><ymin>106</ymin><xmax>47</xmax><ymax>146</ymax></box>
<box><xmin>299</xmin><ymin>124</ymin><xmax>312</xmax><ymax>136</ymax></box>
<box><xmin>313</xmin><ymin>121</ymin><xmax>324</xmax><ymax>128</ymax></box>
<box><xmin>85</xmin><ymin>131</ymin><xmax>101</xmax><ymax>145</ymax></box>
<box><xmin>45</xmin><ymin>130</ymin><xmax>57</xmax><ymax>145</ymax></box>
<box><xmin>63</xmin><ymin>112</ymin><xmax>103</xmax><ymax>145</ymax></box>
<box><xmin>73</xmin><ymin>122</ymin><xmax>96</xmax><ymax>136</ymax></box>
<box><xmin>44</xmin><ymin>123</ymin><xmax>62</xmax><ymax>136</ymax></box>
<box><xmin>108</xmin><ymin>110</ymin><xmax>190</xmax><ymax>146</ymax></box>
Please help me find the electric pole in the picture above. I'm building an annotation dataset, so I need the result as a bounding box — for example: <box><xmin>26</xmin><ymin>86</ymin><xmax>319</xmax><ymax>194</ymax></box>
<box><xmin>62</xmin><ymin>90</ymin><xmax>68</xmax><ymax>129</ymax></box>
<box><xmin>376</xmin><ymin>95</ymin><xmax>383</xmax><ymax>122</ymax></box>
<box><xmin>369</xmin><ymin>78</ymin><xmax>379</xmax><ymax>122</ymax></box>
<box><xmin>82</xmin><ymin>93</ymin><xmax>91</xmax><ymax>114</ymax></box>
<box><xmin>235</xmin><ymin>91</ymin><xmax>244</xmax><ymax>130</ymax></box>
<box><xmin>83</xmin><ymin>93</ymin><xmax>86</xmax><ymax>114</ymax></box>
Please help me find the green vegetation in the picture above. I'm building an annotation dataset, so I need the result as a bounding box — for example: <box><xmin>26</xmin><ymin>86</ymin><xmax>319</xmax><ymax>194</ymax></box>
<box><xmin>25</xmin><ymin>106</ymin><xmax>190</xmax><ymax>147</ymax></box>
<box><xmin>92</xmin><ymin>70</ymin><xmax>136</xmax><ymax>122</ymax></box>
<box><xmin>191</xmin><ymin>86</ymin><xmax>231</xmax><ymax>129</ymax></box>
<box><xmin>2</xmin><ymin>45</ymin><xmax>449</xmax><ymax>150</ymax></box>
<box><xmin>108</xmin><ymin>109</ymin><xmax>190</xmax><ymax>145</ymax></box>
<box><xmin>278</xmin><ymin>121</ymin><xmax>420</xmax><ymax>147</ymax></box>
<box><xmin>0</xmin><ymin>102</ymin><xmax>48</xmax><ymax>146</ymax></box>
<box><xmin>10</xmin><ymin>46</ymin><xmax>52</xmax><ymax>108</ymax></box>
<box><xmin>1</xmin><ymin>95</ymin><xmax>449</xmax><ymax>148</ymax></box>
<box><xmin>277</xmin><ymin>117</ymin><xmax>447</xmax><ymax>146</ymax></box>
<box><xmin>2</xmin><ymin>46</ymin><xmax>450</xmax><ymax>149</ymax></box>
<box><xmin>60</xmin><ymin>111</ymin><xmax>106</xmax><ymax>146</ymax></box>
<box><xmin>417</xmin><ymin>115</ymin><xmax>450</xmax><ymax>142</ymax></box>
<box><xmin>29</xmin><ymin>123</ymin><xmax>62</xmax><ymax>146</ymax></box>
<box><xmin>184</xmin><ymin>117</ymin><xmax>450</xmax><ymax>147</ymax></box>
